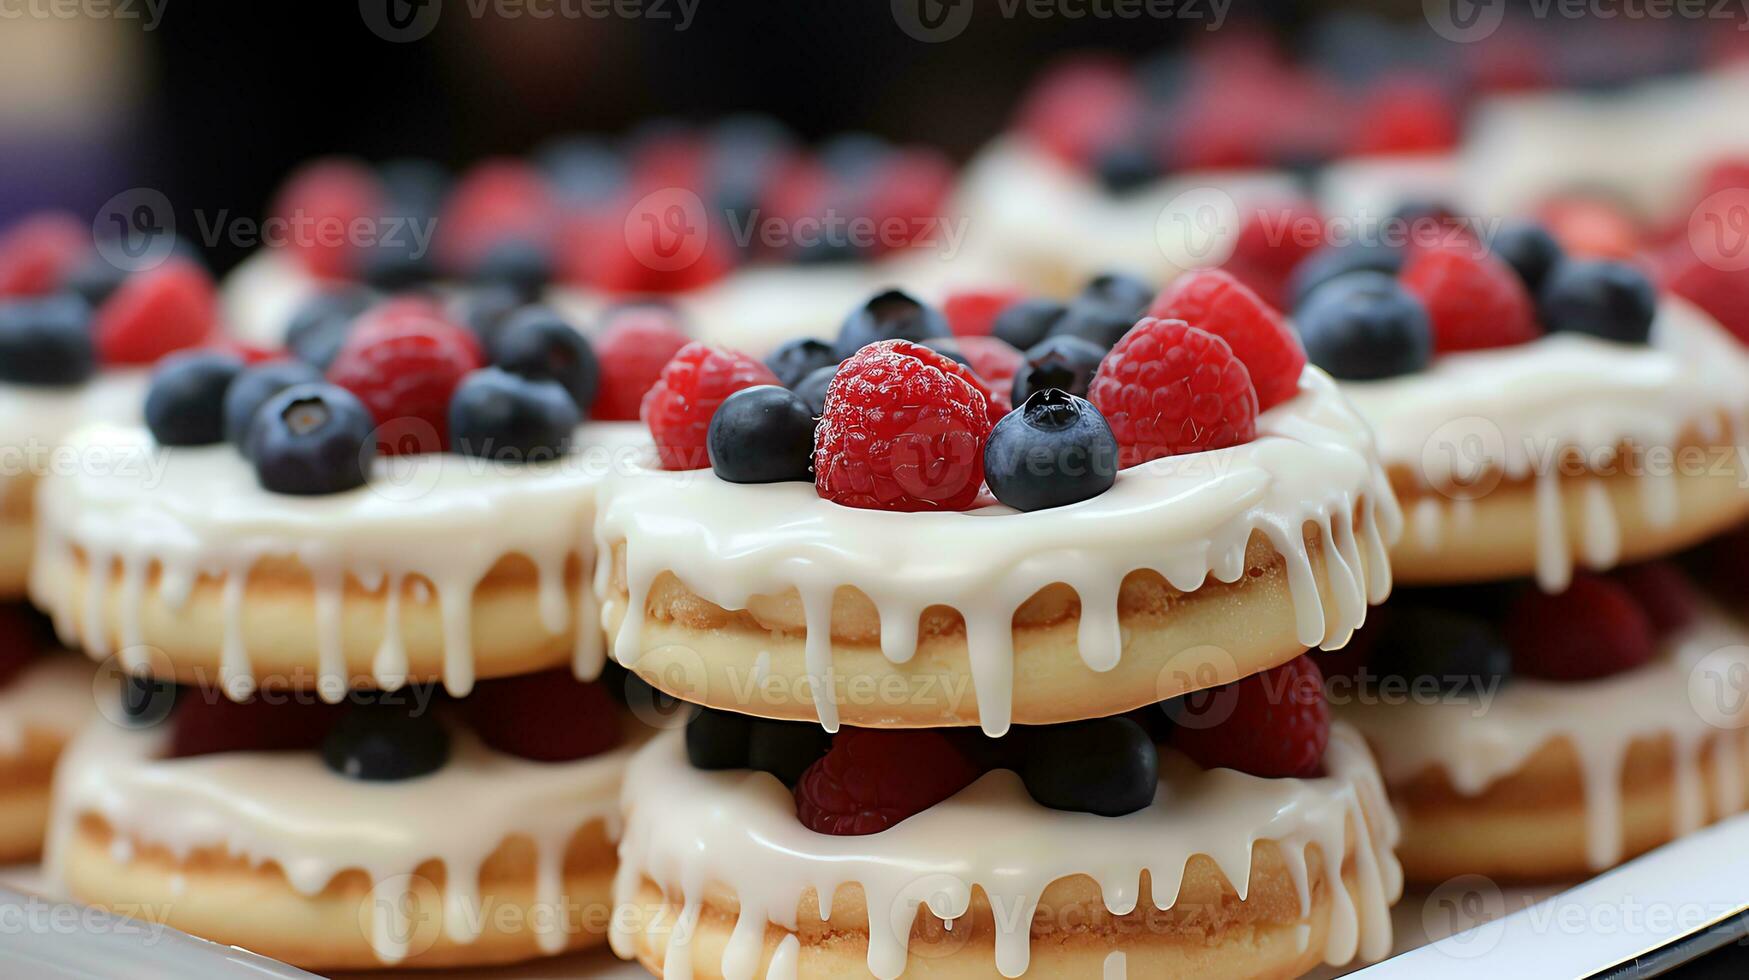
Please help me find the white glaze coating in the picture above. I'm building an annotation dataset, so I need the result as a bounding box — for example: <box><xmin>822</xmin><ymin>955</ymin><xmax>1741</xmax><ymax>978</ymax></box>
<box><xmin>47</xmin><ymin>719</ymin><xmax>635</xmax><ymax>965</ymax></box>
<box><xmin>597</xmin><ymin>367</ymin><xmax>1400</xmax><ymax>736</ymax></box>
<box><xmin>0</xmin><ymin>654</ymin><xmax>95</xmax><ymax>756</ymax></box>
<box><xmin>30</xmin><ymin>421</ymin><xmax>649</xmax><ymax>700</ymax></box>
<box><xmin>1340</xmin><ymin>604</ymin><xmax>1749</xmax><ymax>871</ymax></box>
<box><xmin>612</xmin><ymin>723</ymin><xmax>1401</xmax><ymax>979</ymax></box>
<box><xmin>0</xmin><ymin>372</ymin><xmax>148</xmax><ymax>505</ymax></box>
<box><xmin>1341</xmin><ymin>298</ymin><xmax>1749</xmax><ymax>591</ymax></box>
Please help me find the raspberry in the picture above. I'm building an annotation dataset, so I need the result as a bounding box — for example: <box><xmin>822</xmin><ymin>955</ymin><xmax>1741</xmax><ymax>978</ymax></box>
<box><xmin>1013</xmin><ymin>58</ymin><xmax>1138</xmax><ymax>167</ymax></box>
<box><xmin>1505</xmin><ymin>573</ymin><xmax>1655</xmax><ymax>681</ymax></box>
<box><xmin>1399</xmin><ymin>245</ymin><xmax>1539</xmax><ymax>353</ymax></box>
<box><xmin>326</xmin><ymin>303</ymin><xmax>482</xmax><ymax>455</ymax></box>
<box><xmin>463</xmin><ymin>669</ymin><xmax>623</xmax><ymax>762</ymax></box>
<box><xmin>170</xmin><ymin>692</ymin><xmax>348</xmax><ymax>759</ymax></box>
<box><xmin>1087</xmin><ymin>318</ymin><xmax>1258</xmax><ymax>468</ymax></box>
<box><xmin>1230</xmin><ymin>200</ymin><xmax>1326</xmax><ymax>279</ymax></box>
<box><xmin>1146</xmin><ymin>269</ymin><xmax>1305</xmax><ymax>411</ymax></box>
<box><xmin>270</xmin><ymin>159</ymin><xmax>383</xmax><ymax>280</ymax></box>
<box><xmin>860</xmin><ymin>149</ymin><xmax>955</xmax><ymax>254</ymax></box>
<box><xmin>794</xmin><ymin>728</ymin><xmax>981</xmax><ymax>835</ymax></box>
<box><xmin>1611</xmin><ymin>561</ymin><xmax>1698</xmax><ymax>638</ymax></box>
<box><xmin>1348</xmin><ymin>75</ymin><xmax>1460</xmax><ymax>156</ymax></box>
<box><xmin>956</xmin><ymin>335</ymin><xmax>1024</xmax><ymax>406</ymax></box>
<box><xmin>813</xmin><ymin>340</ymin><xmax>994</xmax><ymax>511</ymax></box>
<box><xmin>585</xmin><ymin>189</ymin><xmax>734</xmax><ymax>294</ymax></box>
<box><xmin>437</xmin><ymin>159</ymin><xmax>555</xmax><ymax>273</ymax></box>
<box><xmin>0</xmin><ymin>212</ymin><xmax>86</xmax><ymax>297</ymax></box>
<box><xmin>929</xmin><ymin>342</ymin><xmax>1008</xmax><ymax>423</ymax></box>
<box><xmin>943</xmin><ymin>288</ymin><xmax>1023</xmax><ymax>338</ymax></box>
<box><xmin>1169</xmin><ymin>653</ymin><xmax>1329</xmax><ymax>778</ymax></box>
<box><xmin>1664</xmin><ymin>247</ymin><xmax>1749</xmax><ymax>345</ymax></box>
<box><xmin>641</xmin><ymin>342</ymin><xmax>778</xmax><ymax>470</ymax></box>
<box><xmin>1539</xmin><ymin>196</ymin><xmax>1641</xmax><ymax>261</ymax></box>
<box><xmin>0</xmin><ymin>605</ymin><xmax>49</xmax><ymax>689</ymax></box>
<box><xmin>93</xmin><ymin>260</ymin><xmax>219</xmax><ymax>365</ymax></box>
<box><xmin>589</xmin><ymin>308</ymin><xmax>692</xmax><ymax>421</ymax></box>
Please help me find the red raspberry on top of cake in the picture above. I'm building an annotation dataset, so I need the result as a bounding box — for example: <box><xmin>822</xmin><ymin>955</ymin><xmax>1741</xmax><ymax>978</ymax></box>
<box><xmin>1087</xmin><ymin>317</ymin><xmax>1259</xmax><ymax>468</ymax></box>
<box><xmin>642</xmin><ymin>341</ymin><xmax>778</xmax><ymax>470</ymax></box>
<box><xmin>1400</xmin><ymin>243</ymin><xmax>1540</xmax><ymax>353</ymax></box>
<box><xmin>1147</xmin><ymin>268</ymin><xmax>1305</xmax><ymax>411</ymax></box>
<box><xmin>795</xmin><ymin>728</ymin><xmax>982</xmax><ymax>836</ymax></box>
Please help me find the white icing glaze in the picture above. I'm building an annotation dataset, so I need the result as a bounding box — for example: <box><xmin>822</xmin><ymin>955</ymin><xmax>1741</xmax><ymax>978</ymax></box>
<box><xmin>29</xmin><ymin>421</ymin><xmax>649</xmax><ymax>699</ymax></box>
<box><xmin>1339</xmin><ymin>604</ymin><xmax>1749</xmax><ymax>871</ymax></box>
<box><xmin>612</xmin><ymin>723</ymin><xmax>1401</xmax><ymax>979</ymax></box>
<box><xmin>1341</xmin><ymin>298</ymin><xmax>1749</xmax><ymax>590</ymax></box>
<box><xmin>0</xmin><ymin>371</ymin><xmax>148</xmax><ymax>505</ymax></box>
<box><xmin>0</xmin><ymin>654</ymin><xmax>95</xmax><ymax>756</ymax></box>
<box><xmin>597</xmin><ymin>367</ymin><xmax>1400</xmax><ymax>735</ymax></box>
<box><xmin>47</xmin><ymin>718</ymin><xmax>636</xmax><ymax>965</ymax></box>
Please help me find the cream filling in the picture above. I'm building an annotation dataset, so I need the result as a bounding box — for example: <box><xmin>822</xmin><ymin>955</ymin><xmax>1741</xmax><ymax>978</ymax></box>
<box><xmin>0</xmin><ymin>371</ymin><xmax>148</xmax><ymax>507</ymax></box>
<box><xmin>1339</xmin><ymin>604</ymin><xmax>1749</xmax><ymax>870</ymax></box>
<box><xmin>597</xmin><ymin>367</ymin><xmax>1400</xmax><ymax>736</ymax></box>
<box><xmin>47</xmin><ymin>719</ymin><xmax>635</xmax><ymax>965</ymax></box>
<box><xmin>612</xmin><ymin>722</ymin><xmax>1401</xmax><ymax>980</ymax></box>
<box><xmin>1342</xmin><ymin>298</ymin><xmax>1749</xmax><ymax>591</ymax></box>
<box><xmin>30</xmin><ymin>421</ymin><xmax>650</xmax><ymax>700</ymax></box>
<box><xmin>0</xmin><ymin>654</ymin><xmax>95</xmax><ymax>756</ymax></box>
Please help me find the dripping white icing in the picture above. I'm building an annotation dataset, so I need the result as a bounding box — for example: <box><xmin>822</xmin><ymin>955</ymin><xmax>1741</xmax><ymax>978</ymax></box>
<box><xmin>1343</xmin><ymin>298</ymin><xmax>1749</xmax><ymax>590</ymax></box>
<box><xmin>1339</xmin><ymin>604</ymin><xmax>1749</xmax><ymax>870</ymax></box>
<box><xmin>47</xmin><ymin>721</ymin><xmax>635</xmax><ymax>965</ymax></box>
<box><xmin>0</xmin><ymin>654</ymin><xmax>95</xmax><ymax>756</ymax></box>
<box><xmin>29</xmin><ymin>421</ymin><xmax>648</xmax><ymax>697</ymax></box>
<box><xmin>597</xmin><ymin>368</ymin><xmax>1400</xmax><ymax>735</ymax></box>
<box><xmin>612</xmin><ymin>723</ymin><xmax>1401</xmax><ymax>979</ymax></box>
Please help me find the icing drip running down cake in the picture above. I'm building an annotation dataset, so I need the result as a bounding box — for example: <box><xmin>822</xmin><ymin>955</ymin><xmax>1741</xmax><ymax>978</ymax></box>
<box><xmin>586</xmin><ymin>276</ymin><xmax>1402</xmax><ymax>976</ymax></box>
<box><xmin>0</xmin><ymin>606</ymin><xmax>96</xmax><ymax>863</ymax></box>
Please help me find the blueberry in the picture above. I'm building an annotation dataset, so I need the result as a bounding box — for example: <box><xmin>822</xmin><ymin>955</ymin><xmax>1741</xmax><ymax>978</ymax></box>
<box><xmin>62</xmin><ymin>253</ymin><xmax>132</xmax><ymax>308</ymax></box>
<box><xmin>1296</xmin><ymin>272</ymin><xmax>1433</xmax><ymax>380</ymax></box>
<box><xmin>833</xmin><ymin>289</ymin><xmax>950</xmax><ymax>359</ymax></box>
<box><xmin>820</xmin><ymin>132</ymin><xmax>893</xmax><ymax>181</ymax></box>
<box><xmin>248</xmin><ymin>383</ymin><xmax>377</xmax><ymax>496</ymax></box>
<box><xmin>1078</xmin><ymin>272</ymin><xmax>1154</xmax><ymax>320</ymax></box>
<box><xmin>1020</xmin><ymin>717</ymin><xmax>1157</xmax><ymax>816</ymax></box>
<box><xmin>1371</xmin><ymin>605</ymin><xmax>1512</xmax><ymax>697</ymax></box>
<box><xmin>1389</xmin><ymin>198</ymin><xmax>1462</xmax><ymax>249</ymax></box>
<box><xmin>1011</xmin><ymin>335</ymin><xmax>1106</xmax><ymax>404</ymax></box>
<box><xmin>1047</xmin><ymin>297</ymin><xmax>1140</xmax><ymax>351</ymax></box>
<box><xmin>452</xmin><ymin>284</ymin><xmax>525</xmax><ymax>351</ymax></box>
<box><xmin>471</xmin><ymin>238</ymin><xmax>552</xmax><ymax>301</ymax></box>
<box><xmin>708</xmin><ymin>386</ymin><xmax>815</xmax><ymax>484</ymax></box>
<box><xmin>223</xmin><ymin>360</ymin><xmax>324</xmax><ymax>451</ymax></box>
<box><xmin>1289</xmin><ymin>242</ymin><xmax>1403</xmax><ymax>310</ymax></box>
<box><xmin>119</xmin><ymin>675</ymin><xmax>179</xmax><ymax>727</ymax></box>
<box><xmin>795</xmin><ymin>236</ymin><xmax>865</xmax><ymax>265</ymax></box>
<box><xmin>984</xmin><ymin>390</ymin><xmax>1118</xmax><ymax>511</ymax></box>
<box><xmin>747</xmin><ymin>719</ymin><xmax>832</xmax><ymax>787</ymax></box>
<box><xmin>1488</xmin><ymin>221</ymin><xmax>1564</xmax><ymax>293</ymax></box>
<box><xmin>490</xmin><ymin>306</ymin><xmax>599</xmax><ymax>413</ymax></box>
<box><xmin>378</xmin><ymin>158</ymin><xmax>450</xmax><ymax>224</ymax></box>
<box><xmin>764</xmin><ymin>338</ymin><xmax>838</xmax><ymax>390</ymax></box>
<box><xmin>992</xmin><ymin>297</ymin><xmax>1067</xmax><ymax>351</ymax></box>
<box><xmin>794</xmin><ymin>365</ymin><xmax>838</xmax><ymax>416</ymax></box>
<box><xmin>449</xmin><ymin>368</ymin><xmax>580</xmax><ymax>462</ymax></box>
<box><xmin>1539</xmin><ymin>259</ymin><xmax>1657</xmax><ymax>345</ymax></box>
<box><xmin>1095</xmin><ymin>142</ymin><xmax>1159</xmax><ymax>195</ymax></box>
<box><xmin>0</xmin><ymin>295</ymin><xmax>95</xmax><ymax>386</ymax></box>
<box><xmin>145</xmin><ymin>352</ymin><xmax>244</xmax><ymax>446</ymax></box>
<box><xmin>285</xmin><ymin>288</ymin><xmax>372</xmax><ymax>369</ymax></box>
<box><xmin>536</xmin><ymin>136</ymin><xmax>626</xmax><ymax>206</ymax></box>
<box><xmin>321</xmin><ymin>703</ymin><xmax>450</xmax><ymax>781</ymax></box>
<box><xmin>685</xmin><ymin>707</ymin><xmax>754</xmax><ymax>770</ymax></box>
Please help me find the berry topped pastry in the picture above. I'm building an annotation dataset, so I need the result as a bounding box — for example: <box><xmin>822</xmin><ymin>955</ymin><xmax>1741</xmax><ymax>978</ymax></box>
<box><xmin>30</xmin><ymin>293</ymin><xmax>652</xmax><ymax>701</ymax></box>
<box><xmin>596</xmin><ymin>275</ymin><xmax>1398</xmax><ymax>734</ymax></box>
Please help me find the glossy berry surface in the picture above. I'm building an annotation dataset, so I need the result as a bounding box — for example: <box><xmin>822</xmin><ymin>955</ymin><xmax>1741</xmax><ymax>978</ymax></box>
<box><xmin>708</xmin><ymin>385</ymin><xmax>816</xmax><ymax>483</ymax></box>
<box><xmin>1019</xmin><ymin>716</ymin><xmax>1158</xmax><ymax>816</ymax></box>
<box><xmin>1087</xmin><ymin>318</ymin><xmax>1258</xmax><ymax>468</ymax></box>
<box><xmin>1047</xmin><ymin>296</ymin><xmax>1143</xmax><ymax>351</ymax></box>
<box><xmin>285</xmin><ymin>288</ymin><xmax>372</xmax><ymax>370</ymax></box>
<box><xmin>0</xmin><ymin>295</ymin><xmax>96</xmax><ymax>386</ymax></box>
<box><xmin>1011</xmin><ymin>334</ymin><xmax>1105</xmax><ymax>404</ymax></box>
<box><xmin>685</xmin><ymin>707</ymin><xmax>754</xmax><ymax>770</ymax></box>
<box><xmin>832</xmin><ymin>289</ymin><xmax>951</xmax><ymax>360</ymax></box>
<box><xmin>748</xmin><ymin>719</ymin><xmax>833</xmax><ymax>787</ymax></box>
<box><xmin>1147</xmin><ymin>268</ymin><xmax>1306</xmax><ymax>410</ymax></box>
<box><xmin>0</xmin><ymin>212</ymin><xmax>85</xmax><ymax>297</ymax></box>
<box><xmin>145</xmin><ymin>352</ymin><xmax>244</xmax><ymax>447</ymax></box>
<box><xmin>248</xmin><ymin>383</ymin><xmax>377</xmax><ymax>496</ymax></box>
<box><xmin>1288</xmin><ymin>242</ymin><xmax>1403</xmax><ymax>310</ymax></box>
<box><xmin>93</xmin><ymin>260</ymin><xmax>218</xmax><ymax>365</ymax></box>
<box><xmin>642</xmin><ymin>342</ymin><xmax>779</xmax><ymax>470</ymax></box>
<box><xmin>984</xmin><ymin>390</ymin><xmax>1118</xmax><ymax>511</ymax></box>
<box><xmin>170</xmin><ymin>694</ymin><xmax>347</xmax><ymax>759</ymax></box>
<box><xmin>991</xmin><ymin>297</ymin><xmax>1067</xmax><ymax>351</ymax></box>
<box><xmin>1611</xmin><ymin>561</ymin><xmax>1697</xmax><ymax>638</ymax></box>
<box><xmin>764</xmin><ymin>337</ymin><xmax>838</xmax><ymax>390</ymax></box>
<box><xmin>470</xmin><ymin>238</ymin><xmax>553</xmax><ymax>301</ymax></box>
<box><xmin>490</xmin><ymin>307</ymin><xmax>599</xmax><ymax>414</ymax></box>
<box><xmin>1538</xmin><ymin>259</ymin><xmax>1657</xmax><ymax>345</ymax></box>
<box><xmin>1489</xmin><ymin>221</ymin><xmax>1565</xmax><ymax>293</ymax></box>
<box><xmin>223</xmin><ymin>360</ymin><xmax>324</xmax><ymax>450</ymax></box>
<box><xmin>794</xmin><ymin>364</ymin><xmax>837</xmax><ymax>416</ymax></box>
<box><xmin>943</xmin><ymin>288</ymin><xmax>1022</xmax><ymax>338</ymax></box>
<box><xmin>1400</xmin><ymin>245</ymin><xmax>1539</xmax><ymax>353</ymax></box>
<box><xmin>813</xmin><ymin>340</ymin><xmax>993</xmax><ymax>511</ymax></box>
<box><xmin>1296</xmin><ymin>271</ymin><xmax>1433</xmax><ymax>380</ymax></box>
<box><xmin>795</xmin><ymin>728</ymin><xmax>981</xmax><ymax>835</ymax></box>
<box><xmin>464</xmin><ymin>669</ymin><xmax>622</xmax><ymax>762</ymax></box>
<box><xmin>1505</xmin><ymin>573</ymin><xmax>1654</xmax><ymax>681</ymax></box>
<box><xmin>449</xmin><ymin>367</ymin><xmax>579</xmax><ymax>461</ymax></box>
<box><xmin>1370</xmin><ymin>604</ymin><xmax>1511</xmax><ymax>696</ymax></box>
<box><xmin>326</xmin><ymin>305</ymin><xmax>482</xmax><ymax>455</ymax></box>
<box><xmin>954</xmin><ymin>335</ymin><xmax>1024</xmax><ymax>401</ymax></box>
<box><xmin>1079</xmin><ymin>272</ymin><xmax>1154</xmax><ymax>319</ymax></box>
<box><xmin>588</xmin><ymin>308</ymin><xmax>692</xmax><ymax>421</ymax></box>
<box><xmin>1169</xmin><ymin>653</ymin><xmax>1329</xmax><ymax>778</ymax></box>
<box><xmin>321</xmin><ymin>703</ymin><xmax>451</xmax><ymax>781</ymax></box>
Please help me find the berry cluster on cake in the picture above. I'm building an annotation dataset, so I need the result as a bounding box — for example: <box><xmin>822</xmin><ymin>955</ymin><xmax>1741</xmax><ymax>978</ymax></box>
<box><xmin>595</xmin><ymin>272</ymin><xmax>1405</xmax><ymax>976</ymax></box>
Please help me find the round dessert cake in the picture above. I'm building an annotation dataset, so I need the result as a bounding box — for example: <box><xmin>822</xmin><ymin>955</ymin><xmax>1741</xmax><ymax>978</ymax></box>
<box><xmin>0</xmin><ymin>613</ymin><xmax>96</xmax><ymax>863</ymax></box>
